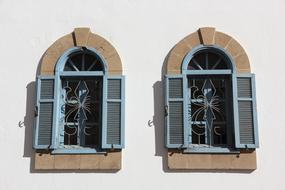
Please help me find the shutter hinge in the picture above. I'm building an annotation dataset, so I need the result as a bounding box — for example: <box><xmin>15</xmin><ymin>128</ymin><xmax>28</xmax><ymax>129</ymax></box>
<box><xmin>34</xmin><ymin>106</ymin><xmax>38</xmax><ymax>117</ymax></box>
<box><xmin>178</xmin><ymin>144</ymin><xmax>183</xmax><ymax>150</ymax></box>
<box><xmin>164</xmin><ymin>105</ymin><xmax>168</xmax><ymax>116</ymax></box>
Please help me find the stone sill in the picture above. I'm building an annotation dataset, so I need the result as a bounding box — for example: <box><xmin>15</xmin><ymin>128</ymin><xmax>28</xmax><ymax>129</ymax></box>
<box><xmin>167</xmin><ymin>150</ymin><xmax>256</xmax><ymax>170</ymax></box>
<box><xmin>34</xmin><ymin>151</ymin><xmax>121</xmax><ymax>170</ymax></box>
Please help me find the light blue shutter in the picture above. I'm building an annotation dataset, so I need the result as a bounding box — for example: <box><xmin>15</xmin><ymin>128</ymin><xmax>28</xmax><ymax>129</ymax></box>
<box><xmin>34</xmin><ymin>76</ymin><xmax>55</xmax><ymax>149</ymax></box>
<box><xmin>102</xmin><ymin>76</ymin><xmax>125</xmax><ymax>149</ymax></box>
<box><xmin>165</xmin><ymin>75</ymin><xmax>188</xmax><ymax>148</ymax></box>
<box><xmin>234</xmin><ymin>74</ymin><xmax>259</xmax><ymax>148</ymax></box>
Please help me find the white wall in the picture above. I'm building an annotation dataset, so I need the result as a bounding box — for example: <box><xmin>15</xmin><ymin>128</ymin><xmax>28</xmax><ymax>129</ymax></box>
<box><xmin>0</xmin><ymin>0</ymin><xmax>284</xmax><ymax>189</ymax></box>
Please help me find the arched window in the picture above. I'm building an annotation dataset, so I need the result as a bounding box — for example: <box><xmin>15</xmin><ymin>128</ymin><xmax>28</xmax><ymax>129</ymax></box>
<box><xmin>184</xmin><ymin>46</ymin><xmax>234</xmax><ymax>151</ymax></box>
<box><xmin>56</xmin><ymin>47</ymin><xmax>106</xmax><ymax>153</ymax></box>
<box><xmin>165</xmin><ymin>28</ymin><xmax>258</xmax><ymax>156</ymax></box>
<box><xmin>34</xmin><ymin>29</ymin><xmax>125</xmax><ymax>156</ymax></box>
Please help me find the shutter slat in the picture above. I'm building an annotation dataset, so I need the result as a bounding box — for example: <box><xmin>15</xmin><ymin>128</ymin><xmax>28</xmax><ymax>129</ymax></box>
<box><xmin>169</xmin><ymin>78</ymin><xmax>183</xmax><ymax>98</ymax></box>
<box><xmin>107</xmin><ymin>102</ymin><xmax>121</xmax><ymax>145</ymax></box>
<box><xmin>107</xmin><ymin>79</ymin><xmax>121</xmax><ymax>99</ymax></box>
<box><xmin>40</xmin><ymin>79</ymin><xmax>54</xmax><ymax>99</ymax></box>
<box><xmin>237</xmin><ymin>78</ymin><xmax>252</xmax><ymax>98</ymax></box>
<box><xmin>238</xmin><ymin>101</ymin><xmax>254</xmax><ymax>144</ymax></box>
<box><xmin>169</xmin><ymin>102</ymin><xmax>184</xmax><ymax>144</ymax></box>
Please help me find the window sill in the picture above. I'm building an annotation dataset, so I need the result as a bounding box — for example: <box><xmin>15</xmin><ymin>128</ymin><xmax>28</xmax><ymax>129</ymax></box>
<box><xmin>52</xmin><ymin>148</ymin><xmax>106</xmax><ymax>154</ymax></box>
<box><xmin>183</xmin><ymin>147</ymin><xmax>240</xmax><ymax>154</ymax></box>
<box><xmin>34</xmin><ymin>151</ymin><xmax>122</xmax><ymax>170</ymax></box>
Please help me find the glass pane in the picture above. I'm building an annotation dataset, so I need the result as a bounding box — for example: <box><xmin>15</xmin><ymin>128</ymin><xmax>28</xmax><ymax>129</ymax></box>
<box><xmin>213</xmin><ymin>124</ymin><xmax>227</xmax><ymax>145</ymax></box>
<box><xmin>188</xmin><ymin>52</ymin><xmax>206</xmax><ymax>70</ymax></box>
<box><xmin>192</xmin><ymin>124</ymin><xmax>206</xmax><ymax>145</ymax></box>
<box><xmin>64</xmin><ymin>125</ymin><xmax>78</xmax><ymax>145</ymax></box>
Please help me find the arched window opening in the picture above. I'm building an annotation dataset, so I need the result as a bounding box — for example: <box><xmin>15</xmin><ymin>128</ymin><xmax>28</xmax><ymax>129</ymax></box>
<box><xmin>187</xmin><ymin>49</ymin><xmax>233</xmax><ymax>148</ymax></box>
<box><xmin>59</xmin><ymin>49</ymin><xmax>104</xmax><ymax>150</ymax></box>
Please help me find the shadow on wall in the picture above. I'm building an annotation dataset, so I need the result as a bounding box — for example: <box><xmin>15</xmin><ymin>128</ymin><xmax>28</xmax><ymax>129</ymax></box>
<box><xmin>153</xmin><ymin>51</ymin><xmax>171</xmax><ymax>172</ymax></box>
<box><xmin>22</xmin><ymin>56</ymin><xmax>42</xmax><ymax>173</ymax></box>
<box><xmin>23</xmin><ymin>81</ymin><xmax>36</xmax><ymax>173</ymax></box>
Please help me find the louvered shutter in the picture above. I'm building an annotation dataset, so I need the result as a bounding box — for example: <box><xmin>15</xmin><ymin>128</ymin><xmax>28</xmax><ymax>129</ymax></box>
<box><xmin>33</xmin><ymin>76</ymin><xmax>55</xmax><ymax>149</ymax></box>
<box><xmin>165</xmin><ymin>75</ymin><xmax>188</xmax><ymax>148</ymax></box>
<box><xmin>102</xmin><ymin>76</ymin><xmax>125</xmax><ymax>149</ymax></box>
<box><xmin>234</xmin><ymin>74</ymin><xmax>259</xmax><ymax>148</ymax></box>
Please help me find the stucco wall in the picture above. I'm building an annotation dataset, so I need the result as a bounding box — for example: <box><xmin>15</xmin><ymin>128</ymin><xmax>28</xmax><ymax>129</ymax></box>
<box><xmin>0</xmin><ymin>0</ymin><xmax>284</xmax><ymax>189</ymax></box>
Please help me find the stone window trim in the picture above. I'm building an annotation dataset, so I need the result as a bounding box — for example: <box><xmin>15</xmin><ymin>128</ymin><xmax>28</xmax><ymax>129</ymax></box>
<box><xmin>34</xmin><ymin>28</ymin><xmax>123</xmax><ymax>170</ymax></box>
<box><xmin>40</xmin><ymin>28</ymin><xmax>123</xmax><ymax>76</ymax></box>
<box><xmin>165</xmin><ymin>27</ymin><xmax>258</xmax><ymax>171</ymax></box>
<box><xmin>166</xmin><ymin>27</ymin><xmax>251</xmax><ymax>75</ymax></box>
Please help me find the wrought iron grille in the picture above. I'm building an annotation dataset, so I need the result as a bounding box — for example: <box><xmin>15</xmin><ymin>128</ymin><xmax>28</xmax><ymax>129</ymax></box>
<box><xmin>188</xmin><ymin>76</ymin><xmax>231</xmax><ymax>146</ymax></box>
<box><xmin>188</xmin><ymin>50</ymin><xmax>229</xmax><ymax>70</ymax></box>
<box><xmin>62</xmin><ymin>78</ymin><xmax>102</xmax><ymax>147</ymax></box>
<box><xmin>64</xmin><ymin>50</ymin><xmax>103</xmax><ymax>71</ymax></box>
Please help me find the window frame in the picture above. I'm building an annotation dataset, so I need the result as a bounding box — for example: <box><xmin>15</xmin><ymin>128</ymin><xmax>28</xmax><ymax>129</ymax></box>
<box><xmin>52</xmin><ymin>47</ymin><xmax>109</xmax><ymax>154</ymax></box>
<box><xmin>181</xmin><ymin>45</ymin><xmax>239</xmax><ymax>153</ymax></box>
<box><xmin>53</xmin><ymin>76</ymin><xmax>104</xmax><ymax>154</ymax></box>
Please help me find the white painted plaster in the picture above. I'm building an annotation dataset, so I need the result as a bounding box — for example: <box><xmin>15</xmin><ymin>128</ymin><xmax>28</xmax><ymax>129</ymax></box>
<box><xmin>0</xmin><ymin>0</ymin><xmax>284</xmax><ymax>189</ymax></box>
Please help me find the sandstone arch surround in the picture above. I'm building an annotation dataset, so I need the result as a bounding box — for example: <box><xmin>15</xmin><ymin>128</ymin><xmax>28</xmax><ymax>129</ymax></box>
<box><xmin>165</xmin><ymin>27</ymin><xmax>256</xmax><ymax>170</ymax></box>
<box><xmin>40</xmin><ymin>27</ymin><xmax>122</xmax><ymax>75</ymax></box>
<box><xmin>166</xmin><ymin>27</ymin><xmax>251</xmax><ymax>74</ymax></box>
<box><xmin>34</xmin><ymin>28</ymin><xmax>123</xmax><ymax>170</ymax></box>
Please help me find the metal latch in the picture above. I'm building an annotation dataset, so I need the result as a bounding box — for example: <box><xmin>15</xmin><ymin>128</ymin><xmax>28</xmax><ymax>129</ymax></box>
<box><xmin>164</xmin><ymin>105</ymin><xmax>168</xmax><ymax>116</ymax></box>
<box><xmin>34</xmin><ymin>106</ymin><xmax>38</xmax><ymax>117</ymax></box>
